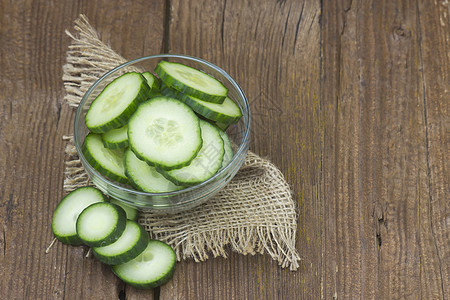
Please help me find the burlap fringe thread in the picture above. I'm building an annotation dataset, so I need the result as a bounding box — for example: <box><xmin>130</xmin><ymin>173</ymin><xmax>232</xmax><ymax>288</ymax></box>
<box><xmin>63</xmin><ymin>14</ymin><xmax>300</xmax><ymax>270</ymax></box>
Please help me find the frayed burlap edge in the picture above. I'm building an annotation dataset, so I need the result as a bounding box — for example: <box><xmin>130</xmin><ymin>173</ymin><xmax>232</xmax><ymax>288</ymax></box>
<box><xmin>63</xmin><ymin>14</ymin><xmax>129</xmax><ymax>108</ymax></box>
<box><xmin>62</xmin><ymin>14</ymin><xmax>300</xmax><ymax>270</ymax></box>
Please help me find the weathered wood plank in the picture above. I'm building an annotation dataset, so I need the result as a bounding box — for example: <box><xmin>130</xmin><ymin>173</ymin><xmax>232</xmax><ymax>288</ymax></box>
<box><xmin>0</xmin><ymin>1</ymin><xmax>164</xmax><ymax>299</ymax></box>
<box><xmin>417</xmin><ymin>0</ymin><xmax>450</xmax><ymax>297</ymax></box>
<box><xmin>0</xmin><ymin>0</ymin><xmax>448</xmax><ymax>299</ymax></box>
<box><xmin>321</xmin><ymin>0</ymin><xmax>448</xmax><ymax>298</ymax></box>
<box><xmin>160</xmin><ymin>0</ymin><xmax>322</xmax><ymax>299</ymax></box>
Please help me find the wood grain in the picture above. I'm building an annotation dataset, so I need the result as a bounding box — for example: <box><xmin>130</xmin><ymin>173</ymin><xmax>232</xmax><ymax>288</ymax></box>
<box><xmin>0</xmin><ymin>0</ymin><xmax>448</xmax><ymax>299</ymax></box>
<box><xmin>0</xmin><ymin>1</ymin><xmax>164</xmax><ymax>299</ymax></box>
<box><xmin>321</xmin><ymin>0</ymin><xmax>449</xmax><ymax>298</ymax></box>
<box><xmin>417</xmin><ymin>0</ymin><xmax>449</xmax><ymax>297</ymax></box>
<box><xmin>160</xmin><ymin>0</ymin><xmax>322</xmax><ymax>299</ymax></box>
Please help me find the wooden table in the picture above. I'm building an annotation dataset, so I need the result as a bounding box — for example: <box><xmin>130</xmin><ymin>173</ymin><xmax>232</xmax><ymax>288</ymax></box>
<box><xmin>1</xmin><ymin>1</ymin><xmax>448</xmax><ymax>299</ymax></box>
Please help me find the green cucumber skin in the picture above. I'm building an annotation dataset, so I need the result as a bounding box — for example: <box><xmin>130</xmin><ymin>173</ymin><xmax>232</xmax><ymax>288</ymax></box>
<box><xmin>55</xmin><ymin>233</ymin><xmax>83</xmax><ymax>246</ymax></box>
<box><xmin>92</xmin><ymin>221</ymin><xmax>150</xmax><ymax>265</ymax></box>
<box><xmin>53</xmin><ymin>230</ymin><xmax>84</xmax><ymax>245</ymax></box>
<box><xmin>102</xmin><ymin>125</ymin><xmax>129</xmax><ymax>150</ymax></box>
<box><xmin>114</xmin><ymin>266</ymin><xmax>175</xmax><ymax>290</ymax></box>
<box><xmin>196</xmin><ymin>113</ymin><xmax>235</xmax><ymax>131</ymax></box>
<box><xmin>155</xmin><ymin>62</ymin><xmax>227</xmax><ymax>104</ymax></box>
<box><xmin>155</xmin><ymin>167</ymin><xmax>197</xmax><ymax>187</ymax></box>
<box><xmin>148</xmin><ymin>91</ymin><xmax>163</xmax><ymax>99</ymax></box>
<box><xmin>125</xmin><ymin>164</ymin><xmax>150</xmax><ymax>192</ymax></box>
<box><xmin>214</xmin><ymin>120</ymin><xmax>232</xmax><ymax>131</ymax></box>
<box><xmin>124</xmin><ymin>148</ymin><xmax>151</xmax><ymax>190</ymax></box>
<box><xmin>147</xmin><ymin>77</ymin><xmax>163</xmax><ymax>99</ymax></box>
<box><xmin>102</xmin><ymin>139</ymin><xmax>129</xmax><ymax>150</ymax></box>
<box><xmin>111</xmin><ymin>240</ymin><xmax>176</xmax><ymax>289</ymax></box>
<box><xmin>86</xmin><ymin>72</ymin><xmax>151</xmax><ymax>133</ymax></box>
<box><xmin>82</xmin><ymin>133</ymin><xmax>129</xmax><ymax>185</ymax></box>
<box><xmin>130</xmin><ymin>139</ymin><xmax>202</xmax><ymax>172</ymax></box>
<box><xmin>51</xmin><ymin>187</ymin><xmax>107</xmax><ymax>246</ymax></box>
<box><xmin>161</xmin><ymin>85</ymin><xmax>241</xmax><ymax>124</ymax></box>
<box><xmin>76</xmin><ymin>203</ymin><xmax>127</xmax><ymax>247</ymax></box>
<box><xmin>142</xmin><ymin>71</ymin><xmax>163</xmax><ymax>99</ymax></box>
<box><xmin>218</xmin><ymin>129</ymin><xmax>234</xmax><ymax>168</ymax></box>
<box><xmin>141</xmin><ymin>72</ymin><xmax>161</xmax><ymax>91</ymax></box>
<box><xmin>124</xmin><ymin>149</ymin><xmax>184</xmax><ymax>193</ymax></box>
<box><xmin>156</xmin><ymin>162</ymin><xmax>216</xmax><ymax>187</ymax></box>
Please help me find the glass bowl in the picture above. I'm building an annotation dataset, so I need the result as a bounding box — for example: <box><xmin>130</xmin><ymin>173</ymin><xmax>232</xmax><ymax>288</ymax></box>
<box><xmin>74</xmin><ymin>54</ymin><xmax>250</xmax><ymax>213</ymax></box>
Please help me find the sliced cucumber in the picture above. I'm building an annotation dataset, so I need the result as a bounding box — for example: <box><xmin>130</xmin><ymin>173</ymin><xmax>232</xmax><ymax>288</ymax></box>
<box><xmin>85</xmin><ymin>72</ymin><xmax>150</xmax><ymax>133</ymax></box>
<box><xmin>141</xmin><ymin>71</ymin><xmax>160</xmax><ymax>91</ymax></box>
<box><xmin>112</xmin><ymin>240</ymin><xmax>176</xmax><ymax>289</ymax></box>
<box><xmin>110</xmin><ymin>198</ymin><xmax>138</xmax><ymax>221</ymax></box>
<box><xmin>51</xmin><ymin>187</ymin><xmax>106</xmax><ymax>245</ymax></box>
<box><xmin>82</xmin><ymin>133</ymin><xmax>128</xmax><ymax>184</ymax></box>
<box><xmin>75</xmin><ymin>202</ymin><xmax>127</xmax><ymax>247</ymax></box>
<box><xmin>160</xmin><ymin>120</ymin><xmax>224</xmax><ymax>186</ymax></box>
<box><xmin>128</xmin><ymin>96</ymin><xmax>202</xmax><ymax>170</ymax></box>
<box><xmin>93</xmin><ymin>220</ymin><xmax>149</xmax><ymax>265</ymax></box>
<box><xmin>213</xmin><ymin>120</ymin><xmax>235</xmax><ymax>131</ymax></box>
<box><xmin>155</xmin><ymin>60</ymin><xmax>228</xmax><ymax>103</ymax></box>
<box><xmin>195</xmin><ymin>113</ymin><xmax>234</xmax><ymax>131</ymax></box>
<box><xmin>161</xmin><ymin>85</ymin><xmax>242</xmax><ymax>124</ymax></box>
<box><xmin>218</xmin><ymin>129</ymin><xmax>233</xmax><ymax>168</ymax></box>
<box><xmin>102</xmin><ymin>125</ymin><xmax>128</xmax><ymax>149</ymax></box>
<box><xmin>124</xmin><ymin>148</ymin><xmax>185</xmax><ymax>192</ymax></box>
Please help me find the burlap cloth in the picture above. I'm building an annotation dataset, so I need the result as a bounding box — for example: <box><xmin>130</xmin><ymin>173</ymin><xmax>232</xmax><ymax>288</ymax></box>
<box><xmin>62</xmin><ymin>15</ymin><xmax>300</xmax><ymax>270</ymax></box>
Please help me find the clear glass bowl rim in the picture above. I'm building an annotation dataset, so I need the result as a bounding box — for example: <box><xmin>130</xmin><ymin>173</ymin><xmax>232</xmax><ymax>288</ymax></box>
<box><xmin>73</xmin><ymin>54</ymin><xmax>251</xmax><ymax>199</ymax></box>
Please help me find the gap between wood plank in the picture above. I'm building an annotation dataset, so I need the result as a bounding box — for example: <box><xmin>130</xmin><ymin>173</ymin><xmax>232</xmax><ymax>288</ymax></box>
<box><xmin>161</xmin><ymin>0</ymin><xmax>171</xmax><ymax>54</ymax></box>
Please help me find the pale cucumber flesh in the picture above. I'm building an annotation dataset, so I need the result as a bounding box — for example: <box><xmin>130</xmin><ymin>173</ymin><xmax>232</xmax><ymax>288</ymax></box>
<box><xmin>162</xmin><ymin>120</ymin><xmax>224</xmax><ymax>186</ymax></box>
<box><xmin>128</xmin><ymin>96</ymin><xmax>202</xmax><ymax>170</ymax></box>
<box><xmin>76</xmin><ymin>202</ymin><xmax>127</xmax><ymax>247</ymax></box>
<box><xmin>125</xmin><ymin>149</ymin><xmax>185</xmax><ymax>192</ymax></box>
<box><xmin>111</xmin><ymin>239</ymin><xmax>176</xmax><ymax>289</ymax></box>
<box><xmin>155</xmin><ymin>60</ymin><xmax>228</xmax><ymax>103</ymax></box>
<box><xmin>85</xmin><ymin>72</ymin><xmax>150</xmax><ymax>133</ymax></box>
<box><xmin>51</xmin><ymin>187</ymin><xmax>106</xmax><ymax>245</ymax></box>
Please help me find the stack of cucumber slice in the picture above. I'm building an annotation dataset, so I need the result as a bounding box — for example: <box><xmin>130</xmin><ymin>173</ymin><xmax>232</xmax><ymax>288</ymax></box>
<box><xmin>52</xmin><ymin>186</ymin><xmax>176</xmax><ymax>289</ymax></box>
<box><xmin>82</xmin><ymin>60</ymin><xmax>242</xmax><ymax>192</ymax></box>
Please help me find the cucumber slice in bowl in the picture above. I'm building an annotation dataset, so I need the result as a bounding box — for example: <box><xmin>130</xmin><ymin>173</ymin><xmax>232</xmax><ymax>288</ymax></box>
<box><xmin>124</xmin><ymin>148</ymin><xmax>185</xmax><ymax>193</ymax></box>
<box><xmin>128</xmin><ymin>96</ymin><xmax>202</xmax><ymax>170</ymax></box>
<box><xmin>141</xmin><ymin>71</ymin><xmax>160</xmax><ymax>91</ymax></box>
<box><xmin>82</xmin><ymin>133</ymin><xmax>128</xmax><ymax>184</ymax></box>
<box><xmin>51</xmin><ymin>187</ymin><xmax>107</xmax><ymax>245</ymax></box>
<box><xmin>76</xmin><ymin>202</ymin><xmax>127</xmax><ymax>247</ymax></box>
<box><xmin>85</xmin><ymin>72</ymin><xmax>150</xmax><ymax>133</ymax></box>
<box><xmin>143</xmin><ymin>72</ymin><xmax>163</xmax><ymax>100</ymax></box>
<box><xmin>185</xmin><ymin>96</ymin><xmax>242</xmax><ymax>124</ymax></box>
<box><xmin>160</xmin><ymin>120</ymin><xmax>224</xmax><ymax>186</ymax></box>
<box><xmin>112</xmin><ymin>240</ymin><xmax>176</xmax><ymax>289</ymax></box>
<box><xmin>219</xmin><ymin>128</ymin><xmax>234</xmax><ymax>168</ymax></box>
<box><xmin>155</xmin><ymin>60</ymin><xmax>228</xmax><ymax>104</ymax></box>
<box><xmin>102</xmin><ymin>125</ymin><xmax>129</xmax><ymax>149</ymax></box>
<box><xmin>161</xmin><ymin>84</ymin><xmax>242</xmax><ymax>124</ymax></box>
<box><xmin>92</xmin><ymin>220</ymin><xmax>149</xmax><ymax>265</ymax></box>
